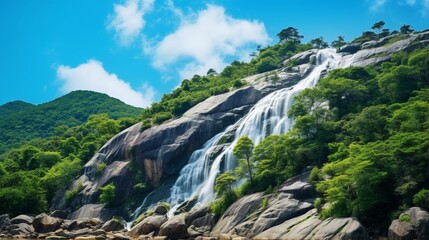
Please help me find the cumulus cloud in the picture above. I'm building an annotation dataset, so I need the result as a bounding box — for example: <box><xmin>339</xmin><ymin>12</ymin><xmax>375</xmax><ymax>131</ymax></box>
<box><xmin>152</xmin><ymin>5</ymin><xmax>269</xmax><ymax>79</ymax></box>
<box><xmin>370</xmin><ymin>0</ymin><xmax>387</xmax><ymax>11</ymax></box>
<box><xmin>57</xmin><ymin>59</ymin><xmax>155</xmax><ymax>108</ymax></box>
<box><xmin>108</xmin><ymin>0</ymin><xmax>154</xmax><ymax>46</ymax></box>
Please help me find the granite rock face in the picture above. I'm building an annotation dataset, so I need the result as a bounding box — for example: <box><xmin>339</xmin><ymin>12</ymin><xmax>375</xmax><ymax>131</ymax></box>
<box><xmin>253</xmin><ymin>209</ymin><xmax>369</xmax><ymax>240</ymax></box>
<box><xmin>388</xmin><ymin>207</ymin><xmax>429</xmax><ymax>240</ymax></box>
<box><xmin>51</xmin><ymin>30</ymin><xmax>429</xmax><ymax>223</ymax></box>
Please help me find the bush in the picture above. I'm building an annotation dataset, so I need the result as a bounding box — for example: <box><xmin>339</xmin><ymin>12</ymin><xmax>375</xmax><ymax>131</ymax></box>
<box><xmin>256</xmin><ymin>57</ymin><xmax>278</xmax><ymax>73</ymax></box>
<box><xmin>100</xmin><ymin>183</ymin><xmax>116</xmax><ymax>207</ymax></box>
<box><xmin>413</xmin><ymin>189</ymin><xmax>429</xmax><ymax>210</ymax></box>
<box><xmin>152</xmin><ymin>112</ymin><xmax>173</xmax><ymax>124</ymax></box>
<box><xmin>260</xmin><ymin>196</ymin><xmax>269</xmax><ymax>209</ymax></box>
<box><xmin>210</xmin><ymin>191</ymin><xmax>237</xmax><ymax>217</ymax></box>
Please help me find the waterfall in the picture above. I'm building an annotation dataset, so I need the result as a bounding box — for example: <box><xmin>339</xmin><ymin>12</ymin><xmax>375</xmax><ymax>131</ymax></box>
<box><xmin>162</xmin><ymin>48</ymin><xmax>344</xmax><ymax>216</ymax></box>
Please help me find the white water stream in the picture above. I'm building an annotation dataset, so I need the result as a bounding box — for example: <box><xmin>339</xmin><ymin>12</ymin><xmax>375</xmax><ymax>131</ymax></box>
<box><xmin>129</xmin><ymin>48</ymin><xmax>349</xmax><ymax>221</ymax></box>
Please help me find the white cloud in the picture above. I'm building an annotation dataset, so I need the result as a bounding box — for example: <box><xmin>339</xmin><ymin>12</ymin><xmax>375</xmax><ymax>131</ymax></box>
<box><xmin>422</xmin><ymin>0</ymin><xmax>429</xmax><ymax>15</ymax></box>
<box><xmin>405</xmin><ymin>0</ymin><xmax>417</xmax><ymax>5</ymax></box>
<box><xmin>108</xmin><ymin>0</ymin><xmax>155</xmax><ymax>46</ymax></box>
<box><xmin>152</xmin><ymin>5</ymin><xmax>269</xmax><ymax>79</ymax></box>
<box><xmin>370</xmin><ymin>0</ymin><xmax>387</xmax><ymax>11</ymax></box>
<box><xmin>57</xmin><ymin>59</ymin><xmax>155</xmax><ymax>108</ymax></box>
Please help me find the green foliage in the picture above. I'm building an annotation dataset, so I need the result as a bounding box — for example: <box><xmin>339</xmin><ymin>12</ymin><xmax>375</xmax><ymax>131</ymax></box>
<box><xmin>0</xmin><ymin>100</ymin><xmax>34</xmax><ymax>116</ymax></box>
<box><xmin>371</xmin><ymin>21</ymin><xmax>385</xmax><ymax>34</ymax></box>
<box><xmin>100</xmin><ymin>183</ymin><xmax>116</xmax><ymax>207</ymax></box>
<box><xmin>310</xmin><ymin>37</ymin><xmax>328</xmax><ymax>49</ymax></box>
<box><xmin>233</xmin><ymin>136</ymin><xmax>255</xmax><ymax>185</ymax></box>
<box><xmin>65</xmin><ymin>181</ymin><xmax>84</xmax><ymax>204</ymax></box>
<box><xmin>287</xmin><ymin>46</ymin><xmax>429</xmax><ymax>231</ymax></box>
<box><xmin>331</xmin><ymin>36</ymin><xmax>346</xmax><ymax>48</ymax></box>
<box><xmin>413</xmin><ymin>189</ymin><xmax>429</xmax><ymax>210</ymax></box>
<box><xmin>210</xmin><ymin>191</ymin><xmax>237</xmax><ymax>217</ymax></box>
<box><xmin>260</xmin><ymin>196</ymin><xmax>269</xmax><ymax>209</ymax></box>
<box><xmin>400</xmin><ymin>25</ymin><xmax>414</xmax><ymax>34</ymax></box>
<box><xmin>214</xmin><ymin>171</ymin><xmax>237</xmax><ymax>194</ymax></box>
<box><xmin>277</xmin><ymin>27</ymin><xmax>303</xmax><ymax>43</ymax></box>
<box><xmin>0</xmin><ymin>90</ymin><xmax>141</xmax><ymax>154</ymax></box>
<box><xmin>95</xmin><ymin>162</ymin><xmax>107</xmax><ymax>178</ymax></box>
<box><xmin>399</xmin><ymin>214</ymin><xmax>411</xmax><ymax>223</ymax></box>
<box><xmin>0</xmin><ymin>171</ymin><xmax>47</xmax><ymax>215</ymax></box>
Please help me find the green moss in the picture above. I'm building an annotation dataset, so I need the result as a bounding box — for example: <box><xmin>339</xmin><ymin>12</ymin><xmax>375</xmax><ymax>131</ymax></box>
<box><xmin>399</xmin><ymin>214</ymin><xmax>411</xmax><ymax>223</ymax></box>
<box><xmin>260</xmin><ymin>196</ymin><xmax>269</xmax><ymax>209</ymax></box>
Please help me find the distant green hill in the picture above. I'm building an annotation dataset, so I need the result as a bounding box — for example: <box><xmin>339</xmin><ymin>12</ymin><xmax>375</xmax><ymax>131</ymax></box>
<box><xmin>0</xmin><ymin>100</ymin><xmax>35</xmax><ymax>116</ymax></box>
<box><xmin>0</xmin><ymin>90</ymin><xmax>142</xmax><ymax>153</ymax></box>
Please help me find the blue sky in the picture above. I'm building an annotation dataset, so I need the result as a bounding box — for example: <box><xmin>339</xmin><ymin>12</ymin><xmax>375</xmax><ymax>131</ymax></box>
<box><xmin>0</xmin><ymin>0</ymin><xmax>427</xmax><ymax>107</ymax></box>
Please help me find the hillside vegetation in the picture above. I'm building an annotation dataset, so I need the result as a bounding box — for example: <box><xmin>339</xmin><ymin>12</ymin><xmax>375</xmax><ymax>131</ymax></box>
<box><xmin>215</xmin><ymin>45</ymin><xmax>429</xmax><ymax>234</ymax></box>
<box><xmin>0</xmin><ymin>90</ymin><xmax>142</xmax><ymax>153</ymax></box>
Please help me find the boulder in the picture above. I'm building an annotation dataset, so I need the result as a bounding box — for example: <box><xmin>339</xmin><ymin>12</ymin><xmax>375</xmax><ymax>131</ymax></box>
<box><xmin>69</xmin><ymin>228</ymin><xmax>92</xmax><ymax>238</ymax></box>
<box><xmin>338</xmin><ymin>43</ymin><xmax>361</xmax><ymax>54</ymax></box>
<box><xmin>67</xmin><ymin>218</ymin><xmax>103</xmax><ymax>231</ymax></box>
<box><xmin>185</xmin><ymin>205</ymin><xmax>211</xmax><ymax>226</ymax></box>
<box><xmin>50</xmin><ymin>210</ymin><xmax>69</xmax><ymax>219</ymax></box>
<box><xmin>110</xmin><ymin>232</ymin><xmax>130</xmax><ymax>240</ymax></box>
<box><xmin>254</xmin><ymin>209</ymin><xmax>369</xmax><ymax>240</ymax></box>
<box><xmin>153</xmin><ymin>204</ymin><xmax>168</xmax><ymax>216</ymax></box>
<box><xmin>101</xmin><ymin>217</ymin><xmax>126</xmax><ymax>232</ymax></box>
<box><xmin>68</xmin><ymin>204</ymin><xmax>116</xmax><ymax>221</ymax></box>
<box><xmin>158</xmin><ymin>214</ymin><xmax>189</xmax><ymax>239</ymax></box>
<box><xmin>211</xmin><ymin>193</ymin><xmax>263</xmax><ymax>236</ymax></box>
<box><xmin>33</xmin><ymin>213</ymin><xmax>62</xmax><ymax>233</ymax></box>
<box><xmin>8</xmin><ymin>223</ymin><xmax>35</xmax><ymax>235</ymax></box>
<box><xmin>128</xmin><ymin>215</ymin><xmax>167</xmax><ymax>237</ymax></box>
<box><xmin>246</xmin><ymin>193</ymin><xmax>313</xmax><ymax>237</ymax></box>
<box><xmin>388</xmin><ymin>207</ymin><xmax>429</xmax><ymax>240</ymax></box>
<box><xmin>279</xmin><ymin>171</ymin><xmax>314</xmax><ymax>200</ymax></box>
<box><xmin>10</xmin><ymin>214</ymin><xmax>33</xmax><ymax>225</ymax></box>
<box><xmin>0</xmin><ymin>214</ymin><xmax>10</xmax><ymax>230</ymax></box>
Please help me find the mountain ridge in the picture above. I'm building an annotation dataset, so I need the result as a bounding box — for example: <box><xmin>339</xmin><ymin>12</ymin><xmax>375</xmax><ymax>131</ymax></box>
<box><xmin>0</xmin><ymin>90</ymin><xmax>142</xmax><ymax>153</ymax></box>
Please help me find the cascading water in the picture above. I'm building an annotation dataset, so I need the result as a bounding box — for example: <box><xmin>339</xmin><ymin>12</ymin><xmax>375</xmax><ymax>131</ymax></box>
<box><xmin>135</xmin><ymin>48</ymin><xmax>346</xmax><ymax>219</ymax></box>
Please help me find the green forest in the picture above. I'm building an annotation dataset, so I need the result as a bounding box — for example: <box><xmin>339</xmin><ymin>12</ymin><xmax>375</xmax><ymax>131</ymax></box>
<box><xmin>214</xmin><ymin>45</ymin><xmax>429</xmax><ymax>234</ymax></box>
<box><xmin>0</xmin><ymin>90</ymin><xmax>142</xmax><ymax>154</ymax></box>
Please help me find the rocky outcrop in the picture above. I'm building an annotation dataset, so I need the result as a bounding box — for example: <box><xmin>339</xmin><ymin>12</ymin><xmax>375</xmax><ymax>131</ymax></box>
<box><xmin>254</xmin><ymin>209</ymin><xmax>369</xmax><ymax>240</ymax></box>
<box><xmin>158</xmin><ymin>214</ymin><xmax>189</xmax><ymax>239</ymax></box>
<box><xmin>340</xmin><ymin>30</ymin><xmax>429</xmax><ymax>68</ymax></box>
<box><xmin>10</xmin><ymin>214</ymin><xmax>33</xmax><ymax>225</ymax></box>
<box><xmin>388</xmin><ymin>207</ymin><xmax>429</xmax><ymax>240</ymax></box>
<box><xmin>101</xmin><ymin>217</ymin><xmax>126</xmax><ymax>232</ymax></box>
<box><xmin>33</xmin><ymin>213</ymin><xmax>62</xmax><ymax>233</ymax></box>
<box><xmin>246</xmin><ymin>193</ymin><xmax>313</xmax><ymax>237</ymax></box>
<box><xmin>211</xmin><ymin>193</ymin><xmax>264</xmax><ymax>236</ymax></box>
<box><xmin>128</xmin><ymin>215</ymin><xmax>167</xmax><ymax>237</ymax></box>
<box><xmin>50</xmin><ymin>30</ymin><xmax>429</xmax><ymax>228</ymax></box>
<box><xmin>0</xmin><ymin>214</ymin><xmax>10</xmax><ymax>231</ymax></box>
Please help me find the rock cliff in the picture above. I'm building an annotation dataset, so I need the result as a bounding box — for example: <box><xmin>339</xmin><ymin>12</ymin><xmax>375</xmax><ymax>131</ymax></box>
<box><xmin>53</xmin><ymin>30</ymin><xmax>429</xmax><ymax>226</ymax></box>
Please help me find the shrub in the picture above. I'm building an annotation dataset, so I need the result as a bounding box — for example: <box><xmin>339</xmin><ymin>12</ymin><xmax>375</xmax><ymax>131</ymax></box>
<box><xmin>100</xmin><ymin>183</ymin><xmax>116</xmax><ymax>207</ymax></box>
<box><xmin>413</xmin><ymin>189</ymin><xmax>429</xmax><ymax>210</ymax></box>
<box><xmin>152</xmin><ymin>112</ymin><xmax>173</xmax><ymax>124</ymax></box>
<box><xmin>261</xmin><ymin>196</ymin><xmax>269</xmax><ymax>209</ymax></box>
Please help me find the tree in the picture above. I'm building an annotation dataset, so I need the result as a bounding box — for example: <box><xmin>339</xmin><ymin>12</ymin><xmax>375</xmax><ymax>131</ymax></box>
<box><xmin>310</xmin><ymin>37</ymin><xmax>329</xmax><ymax>49</ymax></box>
<box><xmin>214</xmin><ymin>171</ymin><xmax>236</xmax><ymax>194</ymax></box>
<box><xmin>331</xmin><ymin>36</ymin><xmax>346</xmax><ymax>48</ymax></box>
<box><xmin>207</xmin><ymin>68</ymin><xmax>218</xmax><ymax>76</ymax></box>
<box><xmin>400</xmin><ymin>24</ymin><xmax>414</xmax><ymax>34</ymax></box>
<box><xmin>100</xmin><ymin>183</ymin><xmax>116</xmax><ymax>207</ymax></box>
<box><xmin>277</xmin><ymin>27</ymin><xmax>303</xmax><ymax>43</ymax></box>
<box><xmin>233</xmin><ymin>136</ymin><xmax>255</xmax><ymax>186</ymax></box>
<box><xmin>371</xmin><ymin>21</ymin><xmax>385</xmax><ymax>34</ymax></box>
